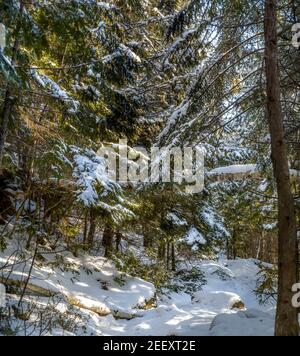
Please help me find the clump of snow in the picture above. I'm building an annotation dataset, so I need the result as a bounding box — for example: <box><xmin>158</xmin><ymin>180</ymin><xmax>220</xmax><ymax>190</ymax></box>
<box><xmin>0</xmin><ymin>51</ymin><xmax>18</xmax><ymax>82</ymax></box>
<box><xmin>31</xmin><ymin>70</ymin><xmax>79</xmax><ymax>113</ymax></box>
<box><xmin>208</xmin><ymin>165</ymin><xmax>300</xmax><ymax>180</ymax></box>
<box><xmin>90</xmin><ymin>20</ymin><xmax>106</xmax><ymax>41</ymax></box>
<box><xmin>157</xmin><ymin>101</ymin><xmax>189</xmax><ymax>143</ymax></box>
<box><xmin>73</xmin><ymin>152</ymin><xmax>106</xmax><ymax>206</ymax></box>
<box><xmin>208</xmin><ymin>164</ymin><xmax>257</xmax><ymax>176</ymax></box>
<box><xmin>167</xmin><ymin>212</ymin><xmax>188</xmax><ymax>226</ymax></box>
<box><xmin>72</xmin><ymin>148</ymin><xmax>120</xmax><ymax>207</ymax></box>
<box><xmin>97</xmin><ymin>1</ymin><xmax>115</xmax><ymax>11</ymax></box>
<box><xmin>184</xmin><ymin>227</ymin><xmax>206</xmax><ymax>246</ymax></box>
<box><xmin>201</xmin><ymin>206</ymin><xmax>230</xmax><ymax>238</ymax></box>
<box><xmin>290</xmin><ymin>169</ymin><xmax>300</xmax><ymax>178</ymax></box>
<box><xmin>262</xmin><ymin>223</ymin><xmax>277</xmax><ymax>231</ymax></box>
<box><xmin>166</xmin><ymin>29</ymin><xmax>197</xmax><ymax>56</ymax></box>
<box><xmin>102</xmin><ymin>44</ymin><xmax>141</xmax><ymax>64</ymax></box>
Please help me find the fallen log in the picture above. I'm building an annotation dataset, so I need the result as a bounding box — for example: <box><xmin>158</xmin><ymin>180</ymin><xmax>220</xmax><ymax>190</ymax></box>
<box><xmin>0</xmin><ymin>277</ymin><xmax>57</xmax><ymax>298</ymax></box>
<box><xmin>66</xmin><ymin>295</ymin><xmax>111</xmax><ymax>317</ymax></box>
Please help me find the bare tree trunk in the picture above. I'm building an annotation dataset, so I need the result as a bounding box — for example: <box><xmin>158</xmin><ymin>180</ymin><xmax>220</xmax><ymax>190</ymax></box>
<box><xmin>264</xmin><ymin>0</ymin><xmax>299</xmax><ymax>336</ymax></box>
<box><xmin>115</xmin><ymin>231</ymin><xmax>122</xmax><ymax>251</ymax></box>
<box><xmin>158</xmin><ymin>241</ymin><xmax>166</xmax><ymax>261</ymax></box>
<box><xmin>143</xmin><ymin>224</ymin><xmax>152</xmax><ymax>248</ymax></box>
<box><xmin>166</xmin><ymin>242</ymin><xmax>170</xmax><ymax>270</ymax></box>
<box><xmin>226</xmin><ymin>237</ymin><xmax>230</xmax><ymax>259</ymax></box>
<box><xmin>256</xmin><ymin>232</ymin><xmax>263</xmax><ymax>260</ymax></box>
<box><xmin>87</xmin><ymin>208</ymin><xmax>96</xmax><ymax>247</ymax></box>
<box><xmin>82</xmin><ymin>210</ymin><xmax>89</xmax><ymax>247</ymax></box>
<box><xmin>0</xmin><ymin>1</ymin><xmax>24</xmax><ymax>165</ymax></box>
<box><xmin>171</xmin><ymin>243</ymin><xmax>176</xmax><ymax>272</ymax></box>
<box><xmin>102</xmin><ymin>226</ymin><xmax>113</xmax><ymax>257</ymax></box>
<box><xmin>232</xmin><ymin>228</ymin><xmax>237</xmax><ymax>260</ymax></box>
<box><xmin>26</xmin><ymin>230</ymin><xmax>34</xmax><ymax>250</ymax></box>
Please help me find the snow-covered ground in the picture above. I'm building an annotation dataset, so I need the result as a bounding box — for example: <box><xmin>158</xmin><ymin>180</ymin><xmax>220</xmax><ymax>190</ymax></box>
<box><xmin>0</xmin><ymin>243</ymin><xmax>276</xmax><ymax>336</ymax></box>
<box><xmin>82</xmin><ymin>257</ymin><xmax>275</xmax><ymax>336</ymax></box>
<box><xmin>0</xmin><ymin>243</ymin><xmax>155</xmax><ymax>320</ymax></box>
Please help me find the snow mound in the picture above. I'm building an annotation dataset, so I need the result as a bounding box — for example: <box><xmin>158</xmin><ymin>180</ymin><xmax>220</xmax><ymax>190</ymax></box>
<box><xmin>200</xmin><ymin>261</ymin><xmax>234</xmax><ymax>280</ymax></box>
<box><xmin>0</xmin><ymin>243</ymin><xmax>156</xmax><ymax>319</ymax></box>
<box><xmin>209</xmin><ymin>309</ymin><xmax>274</xmax><ymax>336</ymax></box>
<box><xmin>192</xmin><ymin>291</ymin><xmax>245</xmax><ymax>312</ymax></box>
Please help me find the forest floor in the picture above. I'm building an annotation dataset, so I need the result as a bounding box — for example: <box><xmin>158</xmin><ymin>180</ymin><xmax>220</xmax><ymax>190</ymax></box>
<box><xmin>90</xmin><ymin>258</ymin><xmax>276</xmax><ymax>336</ymax></box>
<box><xmin>0</xmin><ymin>238</ymin><xmax>278</xmax><ymax>336</ymax></box>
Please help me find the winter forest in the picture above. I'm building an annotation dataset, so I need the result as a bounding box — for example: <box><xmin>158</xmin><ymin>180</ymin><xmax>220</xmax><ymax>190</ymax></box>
<box><xmin>0</xmin><ymin>0</ymin><xmax>300</xmax><ymax>337</ymax></box>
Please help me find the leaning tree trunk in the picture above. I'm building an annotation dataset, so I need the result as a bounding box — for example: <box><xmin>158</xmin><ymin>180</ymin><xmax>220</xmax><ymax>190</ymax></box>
<box><xmin>264</xmin><ymin>0</ymin><xmax>299</xmax><ymax>336</ymax></box>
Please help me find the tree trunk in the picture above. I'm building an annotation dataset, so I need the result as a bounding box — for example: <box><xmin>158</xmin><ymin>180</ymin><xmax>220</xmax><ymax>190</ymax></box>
<box><xmin>166</xmin><ymin>242</ymin><xmax>170</xmax><ymax>270</ymax></box>
<box><xmin>0</xmin><ymin>1</ymin><xmax>24</xmax><ymax>165</ymax></box>
<box><xmin>171</xmin><ymin>243</ymin><xmax>176</xmax><ymax>272</ymax></box>
<box><xmin>83</xmin><ymin>210</ymin><xmax>88</xmax><ymax>246</ymax></box>
<box><xmin>143</xmin><ymin>225</ymin><xmax>152</xmax><ymax>248</ymax></box>
<box><xmin>226</xmin><ymin>237</ymin><xmax>230</xmax><ymax>260</ymax></box>
<box><xmin>256</xmin><ymin>232</ymin><xmax>263</xmax><ymax>260</ymax></box>
<box><xmin>115</xmin><ymin>231</ymin><xmax>122</xmax><ymax>251</ymax></box>
<box><xmin>102</xmin><ymin>226</ymin><xmax>114</xmax><ymax>257</ymax></box>
<box><xmin>264</xmin><ymin>0</ymin><xmax>299</xmax><ymax>336</ymax></box>
<box><xmin>158</xmin><ymin>241</ymin><xmax>166</xmax><ymax>261</ymax></box>
<box><xmin>232</xmin><ymin>228</ymin><xmax>237</xmax><ymax>260</ymax></box>
<box><xmin>87</xmin><ymin>208</ymin><xmax>96</xmax><ymax>247</ymax></box>
<box><xmin>26</xmin><ymin>231</ymin><xmax>34</xmax><ymax>250</ymax></box>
